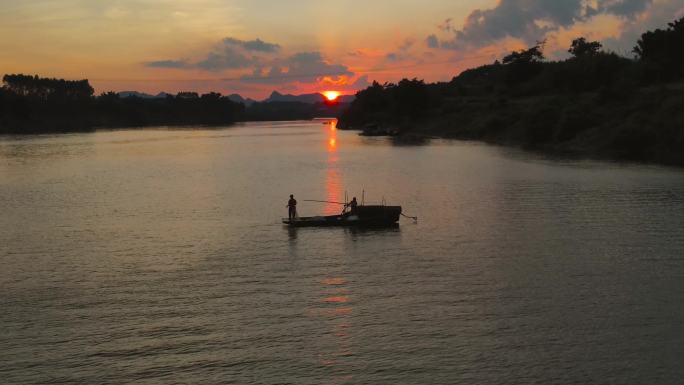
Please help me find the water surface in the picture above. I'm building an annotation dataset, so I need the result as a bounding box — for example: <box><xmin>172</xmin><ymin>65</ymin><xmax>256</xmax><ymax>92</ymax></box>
<box><xmin>2</xmin><ymin>121</ymin><xmax>684</xmax><ymax>384</ymax></box>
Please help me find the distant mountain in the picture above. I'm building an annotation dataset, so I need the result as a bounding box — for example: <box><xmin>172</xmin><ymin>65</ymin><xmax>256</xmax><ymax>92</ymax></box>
<box><xmin>227</xmin><ymin>94</ymin><xmax>257</xmax><ymax>106</ymax></box>
<box><xmin>264</xmin><ymin>91</ymin><xmax>325</xmax><ymax>104</ymax></box>
<box><xmin>116</xmin><ymin>90</ymin><xmax>355</xmax><ymax>104</ymax></box>
<box><xmin>118</xmin><ymin>91</ymin><xmax>171</xmax><ymax>99</ymax></box>
<box><xmin>118</xmin><ymin>91</ymin><xmax>154</xmax><ymax>99</ymax></box>
<box><xmin>262</xmin><ymin>91</ymin><xmax>356</xmax><ymax>104</ymax></box>
<box><xmin>338</xmin><ymin>94</ymin><xmax>356</xmax><ymax>103</ymax></box>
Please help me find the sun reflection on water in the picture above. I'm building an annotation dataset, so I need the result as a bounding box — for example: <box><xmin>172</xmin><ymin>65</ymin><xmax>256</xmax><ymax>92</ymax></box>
<box><xmin>315</xmin><ymin>275</ymin><xmax>354</xmax><ymax>370</ymax></box>
<box><xmin>325</xmin><ymin>119</ymin><xmax>343</xmax><ymax>215</ymax></box>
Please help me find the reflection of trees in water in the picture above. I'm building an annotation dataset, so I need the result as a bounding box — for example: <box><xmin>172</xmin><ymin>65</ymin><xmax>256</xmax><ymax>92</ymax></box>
<box><xmin>325</xmin><ymin>122</ymin><xmax>344</xmax><ymax>215</ymax></box>
<box><xmin>0</xmin><ymin>139</ymin><xmax>96</xmax><ymax>160</ymax></box>
<box><xmin>390</xmin><ymin>135</ymin><xmax>430</xmax><ymax>146</ymax></box>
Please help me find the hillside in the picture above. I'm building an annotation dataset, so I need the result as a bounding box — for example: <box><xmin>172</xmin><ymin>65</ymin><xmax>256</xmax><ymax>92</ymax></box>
<box><xmin>338</xmin><ymin>18</ymin><xmax>684</xmax><ymax>166</ymax></box>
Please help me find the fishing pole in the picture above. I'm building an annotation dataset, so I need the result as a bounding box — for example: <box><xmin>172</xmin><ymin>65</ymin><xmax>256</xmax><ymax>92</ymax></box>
<box><xmin>303</xmin><ymin>199</ymin><xmax>347</xmax><ymax>205</ymax></box>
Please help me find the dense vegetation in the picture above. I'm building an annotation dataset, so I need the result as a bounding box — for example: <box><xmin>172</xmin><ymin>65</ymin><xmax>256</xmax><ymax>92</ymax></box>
<box><xmin>0</xmin><ymin>74</ymin><xmax>343</xmax><ymax>134</ymax></box>
<box><xmin>0</xmin><ymin>75</ymin><xmax>244</xmax><ymax>133</ymax></box>
<box><xmin>338</xmin><ymin>17</ymin><xmax>684</xmax><ymax>166</ymax></box>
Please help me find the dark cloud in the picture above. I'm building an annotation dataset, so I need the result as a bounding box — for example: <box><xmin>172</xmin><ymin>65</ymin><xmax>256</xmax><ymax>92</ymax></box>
<box><xmin>145</xmin><ymin>37</ymin><xmax>279</xmax><ymax>71</ymax></box>
<box><xmin>351</xmin><ymin>75</ymin><xmax>371</xmax><ymax>89</ymax></box>
<box><xmin>454</xmin><ymin>0</ymin><xmax>587</xmax><ymax>46</ymax></box>
<box><xmin>430</xmin><ymin>0</ymin><xmax>653</xmax><ymax>49</ymax></box>
<box><xmin>223</xmin><ymin>37</ymin><xmax>281</xmax><ymax>53</ymax></box>
<box><xmin>598</xmin><ymin>0</ymin><xmax>653</xmax><ymax>17</ymax></box>
<box><xmin>385</xmin><ymin>52</ymin><xmax>400</xmax><ymax>61</ymax></box>
<box><xmin>145</xmin><ymin>39</ymin><xmax>357</xmax><ymax>88</ymax></box>
<box><xmin>385</xmin><ymin>39</ymin><xmax>416</xmax><ymax>62</ymax></box>
<box><xmin>196</xmin><ymin>48</ymin><xmax>256</xmax><ymax>71</ymax></box>
<box><xmin>241</xmin><ymin>52</ymin><xmax>353</xmax><ymax>84</ymax></box>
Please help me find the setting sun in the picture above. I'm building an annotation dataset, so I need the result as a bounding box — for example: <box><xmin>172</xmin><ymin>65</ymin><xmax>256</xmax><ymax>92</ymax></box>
<box><xmin>323</xmin><ymin>91</ymin><xmax>341</xmax><ymax>101</ymax></box>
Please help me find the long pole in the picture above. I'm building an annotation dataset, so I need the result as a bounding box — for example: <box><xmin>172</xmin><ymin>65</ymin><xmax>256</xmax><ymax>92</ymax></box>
<box><xmin>303</xmin><ymin>199</ymin><xmax>346</xmax><ymax>205</ymax></box>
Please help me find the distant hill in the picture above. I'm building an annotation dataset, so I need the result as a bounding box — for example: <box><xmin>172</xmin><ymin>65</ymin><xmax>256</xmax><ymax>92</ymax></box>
<box><xmin>118</xmin><ymin>91</ymin><xmax>171</xmax><ymax>99</ymax></box>
<box><xmin>264</xmin><ymin>91</ymin><xmax>325</xmax><ymax>104</ymax></box>
<box><xmin>115</xmin><ymin>90</ymin><xmax>354</xmax><ymax>105</ymax></box>
<box><xmin>227</xmin><ymin>94</ymin><xmax>257</xmax><ymax>106</ymax></box>
<box><xmin>263</xmin><ymin>91</ymin><xmax>356</xmax><ymax>104</ymax></box>
<box><xmin>337</xmin><ymin>16</ymin><xmax>684</xmax><ymax>167</ymax></box>
<box><xmin>338</xmin><ymin>94</ymin><xmax>356</xmax><ymax>103</ymax></box>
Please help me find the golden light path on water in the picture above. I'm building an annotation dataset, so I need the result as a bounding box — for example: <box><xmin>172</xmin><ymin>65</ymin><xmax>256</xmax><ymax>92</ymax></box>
<box><xmin>313</xmin><ymin>119</ymin><xmax>353</xmax><ymax>371</ymax></box>
<box><xmin>325</xmin><ymin>119</ymin><xmax>343</xmax><ymax>215</ymax></box>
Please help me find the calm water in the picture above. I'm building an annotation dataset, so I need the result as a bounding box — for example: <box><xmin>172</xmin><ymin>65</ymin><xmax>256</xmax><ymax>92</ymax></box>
<box><xmin>2</xmin><ymin>121</ymin><xmax>684</xmax><ymax>384</ymax></box>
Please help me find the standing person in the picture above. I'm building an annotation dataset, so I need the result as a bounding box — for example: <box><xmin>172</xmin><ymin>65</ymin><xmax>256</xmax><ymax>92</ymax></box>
<box><xmin>287</xmin><ymin>194</ymin><xmax>298</xmax><ymax>220</ymax></box>
<box><xmin>343</xmin><ymin>197</ymin><xmax>359</xmax><ymax>216</ymax></box>
<box><xmin>349</xmin><ymin>197</ymin><xmax>358</xmax><ymax>215</ymax></box>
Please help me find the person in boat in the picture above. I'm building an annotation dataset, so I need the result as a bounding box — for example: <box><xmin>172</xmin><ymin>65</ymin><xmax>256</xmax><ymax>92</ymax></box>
<box><xmin>287</xmin><ymin>194</ymin><xmax>298</xmax><ymax>220</ymax></box>
<box><xmin>350</xmin><ymin>197</ymin><xmax>358</xmax><ymax>214</ymax></box>
<box><xmin>344</xmin><ymin>197</ymin><xmax>359</xmax><ymax>216</ymax></box>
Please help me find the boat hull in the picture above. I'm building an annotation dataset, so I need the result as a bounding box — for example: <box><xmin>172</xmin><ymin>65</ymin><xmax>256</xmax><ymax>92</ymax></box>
<box><xmin>283</xmin><ymin>206</ymin><xmax>402</xmax><ymax>227</ymax></box>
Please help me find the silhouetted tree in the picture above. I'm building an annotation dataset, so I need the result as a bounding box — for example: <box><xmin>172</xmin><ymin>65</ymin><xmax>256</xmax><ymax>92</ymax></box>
<box><xmin>2</xmin><ymin>74</ymin><xmax>94</xmax><ymax>100</ymax></box>
<box><xmin>634</xmin><ymin>17</ymin><xmax>684</xmax><ymax>59</ymax></box>
<box><xmin>99</xmin><ymin>91</ymin><xmax>119</xmax><ymax>101</ymax></box>
<box><xmin>0</xmin><ymin>74</ymin><xmax>249</xmax><ymax>133</ymax></box>
<box><xmin>176</xmin><ymin>92</ymin><xmax>199</xmax><ymax>99</ymax></box>
<box><xmin>392</xmin><ymin>78</ymin><xmax>430</xmax><ymax>118</ymax></box>
<box><xmin>569</xmin><ymin>37</ymin><xmax>603</xmax><ymax>57</ymax></box>
<box><xmin>337</xmin><ymin>81</ymin><xmax>390</xmax><ymax>128</ymax></box>
<box><xmin>633</xmin><ymin>16</ymin><xmax>684</xmax><ymax>78</ymax></box>
<box><xmin>501</xmin><ymin>40</ymin><xmax>546</xmax><ymax>84</ymax></box>
<box><xmin>503</xmin><ymin>40</ymin><xmax>546</xmax><ymax>65</ymax></box>
<box><xmin>201</xmin><ymin>92</ymin><xmax>222</xmax><ymax>100</ymax></box>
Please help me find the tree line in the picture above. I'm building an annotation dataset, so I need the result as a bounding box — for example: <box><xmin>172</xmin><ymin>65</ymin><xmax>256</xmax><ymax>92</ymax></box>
<box><xmin>0</xmin><ymin>75</ymin><xmax>247</xmax><ymax>133</ymax></box>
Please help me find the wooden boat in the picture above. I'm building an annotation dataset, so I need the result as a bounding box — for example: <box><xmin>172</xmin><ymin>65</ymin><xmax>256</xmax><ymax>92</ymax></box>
<box><xmin>283</xmin><ymin>205</ymin><xmax>402</xmax><ymax>227</ymax></box>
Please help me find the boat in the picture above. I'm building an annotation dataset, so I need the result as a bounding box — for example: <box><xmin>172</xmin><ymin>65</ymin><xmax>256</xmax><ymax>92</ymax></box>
<box><xmin>283</xmin><ymin>205</ymin><xmax>402</xmax><ymax>227</ymax></box>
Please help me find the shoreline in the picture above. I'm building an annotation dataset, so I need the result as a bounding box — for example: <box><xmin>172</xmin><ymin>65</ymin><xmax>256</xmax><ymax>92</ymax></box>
<box><xmin>0</xmin><ymin>117</ymin><xmax>339</xmax><ymax>136</ymax></box>
<box><xmin>3</xmin><ymin>115</ymin><xmax>682</xmax><ymax>169</ymax></box>
<box><xmin>339</xmin><ymin>85</ymin><xmax>684</xmax><ymax>168</ymax></box>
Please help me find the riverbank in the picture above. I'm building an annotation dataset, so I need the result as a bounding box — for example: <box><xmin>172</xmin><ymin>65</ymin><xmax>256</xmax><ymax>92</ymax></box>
<box><xmin>341</xmin><ymin>83</ymin><xmax>684</xmax><ymax>166</ymax></box>
<box><xmin>338</xmin><ymin>18</ymin><xmax>684</xmax><ymax>166</ymax></box>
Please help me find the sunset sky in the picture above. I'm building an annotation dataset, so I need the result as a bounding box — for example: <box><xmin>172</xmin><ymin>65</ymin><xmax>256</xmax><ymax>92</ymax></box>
<box><xmin>1</xmin><ymin>0</ymin><xmax>682</xmax><ymax>99</ymax></box>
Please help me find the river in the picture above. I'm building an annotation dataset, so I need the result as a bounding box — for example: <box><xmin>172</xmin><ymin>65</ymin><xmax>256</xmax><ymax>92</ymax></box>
<box><xmin>1</xmin><ymin>120</ymin><xmax>684</xmax><ymax>384</ymax></box>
